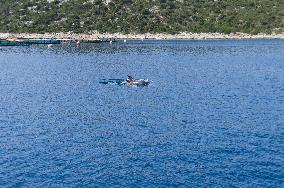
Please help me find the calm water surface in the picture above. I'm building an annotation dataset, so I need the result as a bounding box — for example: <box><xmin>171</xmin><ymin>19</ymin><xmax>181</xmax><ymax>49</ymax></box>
<box><xmin>0</xmin><ymin>40</ymin><xmax>283</xmax><ymax>187</ymax></box>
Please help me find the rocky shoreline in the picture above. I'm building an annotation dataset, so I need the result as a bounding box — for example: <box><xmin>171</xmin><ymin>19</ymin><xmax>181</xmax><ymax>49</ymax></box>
<box><xmin>1</xmin><ymin>32</ymin><xmax>284</xmax><ymax>40</ymax></box>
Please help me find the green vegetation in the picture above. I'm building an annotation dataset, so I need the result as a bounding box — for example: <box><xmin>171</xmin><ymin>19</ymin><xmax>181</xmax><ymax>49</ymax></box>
<box><xmin>0</xmin><ymin>0</ymin><xmax>283</xmax><ymax>34</ymax></box>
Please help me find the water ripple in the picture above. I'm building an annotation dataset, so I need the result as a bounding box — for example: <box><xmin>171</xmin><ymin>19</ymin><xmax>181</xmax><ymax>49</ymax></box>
<box><xmin>0</xmin><ymin>40</ymin><xmax>283</xmax><ymax>187</ymax></box>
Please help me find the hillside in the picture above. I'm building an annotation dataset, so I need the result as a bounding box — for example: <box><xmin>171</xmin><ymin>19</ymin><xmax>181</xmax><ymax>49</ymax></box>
<box><xmin>0</xmin><ymin>0</ymin><xmax>283</xmax><ymax>34</ymax></box>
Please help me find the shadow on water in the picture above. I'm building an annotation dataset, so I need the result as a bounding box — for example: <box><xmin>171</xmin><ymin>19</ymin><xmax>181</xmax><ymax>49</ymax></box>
<box><xmin>99</xmin><ymin>78</ymin><xmax>151</xmax><ymax>87</ymax></box>
<box><xmin>99</xmin><ymin>79</ymin><xmax>125</xmax><ymax>85</ymax></box>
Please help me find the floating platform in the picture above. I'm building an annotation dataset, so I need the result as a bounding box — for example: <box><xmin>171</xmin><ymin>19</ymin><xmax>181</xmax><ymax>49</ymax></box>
<box><xmin>80</xmin><ymin>38</ymin><xmax>116</xmax><ymax>43</ymax></box>
<box><xmin>0</xmin><ymin>40</ymin><xmax>30</xmax><ymax>46</ymax></box>
<box><xmin>0</xmin><ymin>37</ymin><xmax>117</xmax><ymax>46</ymax></box>
<box><xmin>23</xmin><ymin>39</ymin><xmax>62</xmax><ymax>44</ymax></box>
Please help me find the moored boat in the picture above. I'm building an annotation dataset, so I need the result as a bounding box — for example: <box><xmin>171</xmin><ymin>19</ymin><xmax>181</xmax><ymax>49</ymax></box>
<box><xmin>123</xmin><ymin>76</ymin><xmax>150</xmax><ymax>86</ymax></box>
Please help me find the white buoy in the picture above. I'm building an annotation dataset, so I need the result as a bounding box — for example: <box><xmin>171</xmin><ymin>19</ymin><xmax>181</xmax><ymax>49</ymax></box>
<box><xmin>47</xmin><ymin>44</ymin><xmax>53</xmax><ymax>48</ymax></box>
<box><xmin>110</xmin><ymin>40</ymin><xmax>113</xmax><ymax>44</ymax></box>
<box><xmin>124</xmin><ymin>40</ymin><xmax>126</xmax><ymax>43</ymax></box>
<box><xmin>76</xmin><ymin>40</ymin><xmax>81</xmax><ymax>47</ymax></box>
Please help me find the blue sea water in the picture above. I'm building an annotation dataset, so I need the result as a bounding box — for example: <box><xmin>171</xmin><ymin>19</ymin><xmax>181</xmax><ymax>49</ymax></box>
<box><xmin>0</xmin><ymin>40</ymin><xmax>283</xmax><ymax>187</ymax></box>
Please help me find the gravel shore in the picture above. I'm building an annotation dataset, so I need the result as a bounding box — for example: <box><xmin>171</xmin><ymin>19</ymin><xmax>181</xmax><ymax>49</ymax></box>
<box><xmin>1</xmin><ymin>32</ymin><xmax>284</xmax><ymax>40</ymax></box>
